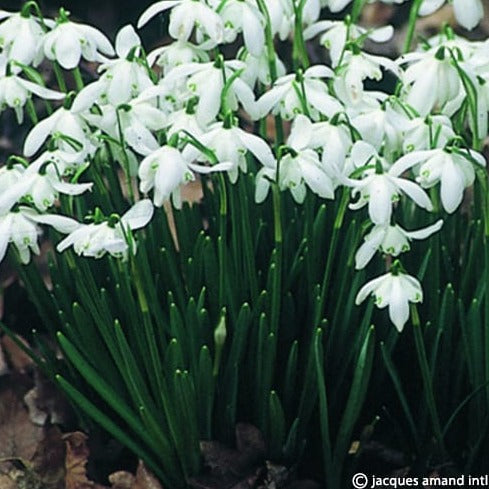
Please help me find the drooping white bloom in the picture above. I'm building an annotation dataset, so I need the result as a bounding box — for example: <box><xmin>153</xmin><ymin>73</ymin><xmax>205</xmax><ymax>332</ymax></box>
<box><xmin>399</xmin><ymin>47</ymin><xmax>461</xmax><ymax>116</ymax></box>
<box><xmin>138</xmin><ymin>145</ymin><xmax>231</xmax><ymax>208</ymax></box>
<box><xmin>163</xmin><ymin>59</ymin><xmax>257</xmax><ymax>124</ymax></box>
<box><xmin>400</xmin><ymin>115</ymin><xmax>455</xmax><ymax>152</ymax></box>
<box><xmin>255</xmin><ymin>65</ymin><xmax>342</xmax><ymax>121</ymax></box>
<box><xmin>182</xmin><ymin>120</ymin><xmax>275</xmax><ymax>183</ymax></box>
<box><xmin>74</xmin><ymin>25</ymin><xmax>153</xmax><ymax>108</ymax></box>
<box><xmin>334</xmin><ymin>51</ymin><xmax>400</xmax><ymax>107</ymax></box>
<box><xmin>419</xmin><ymin>0</ymin><xmax>483</xmax><ymax>31</ymax></box>
<box><xmin>0</xmin><ymin>55</ymin><xmax>64</xmax><ymax>123</ymax></box>
<box><xmin>240</xmin><ymin>50</ymin><xmax>286</xmax><ymax>89</ymax></box>
<box><xmin>43</xmin><ymin>16</ymin><xmax>114</xmax><ymax>69</ymax></box>
<box><xmin>0</xmin><ymin>206</ymin><xmax>79</xmax><ymax>264</ymax></box>
<box><xmin>304</xmin><ymin>20</ymin><xmax>394</xmax><ymax>67</ymax></box>
<box><xmin>348</xmin><ymin>142</ymin><xmax>433</xmax><ymax>225</ymax></box>
<box><xmin>147</xmin><ymin>40</ymin><xmax>209</xmax><ymax>75</ymax></box>
<box><xmin>0</xmin><ymin>10</ymin><xmax>45</xmax><ymax>65</ymax></box>
<box><xmin>23</xmin><ymin>106</ymin><xmax>95</xmax><ymax>157</ymax></box>
<box><xmin>413</xmin><ymin>148</ymin><xmax>486</xmax><ymax>213</ymax></box>
<box><xmin>355</xmin><ymin>270</ymin><xmax>423</xmax><ymax>332</ymax></box>
<box><xmin>355</xmin><ymin>220</ymin><xmax>443</xmax><ymax>269</ymax></box>
<box><xmin>56</xmin><ymin>200</ymin><xmax>154</xmax><ymax>259</ymax></box>
<box><xmin>137</xmin><ymin>0</ymin><xmax>223</xmax><ymax>47</ymax></box>
<box><xmin>219</xmin><ymin>0</ymin><xmax>265</xmax><ymax>56</ymax></box>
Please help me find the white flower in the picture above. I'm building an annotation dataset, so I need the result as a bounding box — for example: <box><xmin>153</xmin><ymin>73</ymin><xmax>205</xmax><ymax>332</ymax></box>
<box><xmin>278</xmin><ymin>115</ymin><xmax>335</xmax><ymax>203</ymax></box>
<box><xmin>43</xmin><ymin>16</ymin><xmax>114</xmax><ymax>70</ymax></box>
<box><xmin>240</xmin><ymin>50</ymin><xmax>286</xmax><ymax>88</ymax></box>
<box><xmin>0</xmin><ymin>55</ymin><xmax>64</xmax><ymax>123</ymax></box>
<box><xmin>304</xmin><ymin>20</ymin><xmax>394</xmax><ymax>67</ymax></box>
<box><xmin>0</xmin><ymin>10</ymin><xmax>45</xmax><ymax>65</ymax></box>
<box><xmin>399</xmin><ymin>47</ymin><xmax>461</xmax><ymax>116</ymax></box>
<box><xmin>400</xmin><ymin>115</ymin><xmax>455</xmax><ymax>152</ymax></box>
<box><xmin>267</xmin><ymin>0</ymin><xmax>294</xmax><ymax>40</ymax></box>
<box><xmin>355</xmin><ymin>220</ymin><xmax>443</xmax><ymax>269</ymax></box>
<box><xmin>137</xmin><ymin>0</ymin><xmax>223</xmax><ymax>47</ymax></box>
<box><xmin>0</xmin><ymin>206</ymin><xmax>78</xmax><ymax>264</ymax></box>
<box><xmin>255</xmin><ymin>65</ymin><xmax>342</xmax><ymax>121</ymax></box>
<box><xmin>23</xmin><ymin>106</ymin><xmax>95</xmax><ymax>157</ymax></box>
<box><xmin>334</xmin><ymin>51</ymin><xmax>400</xmax><ymax>107</ymax></box>
<box><xmin>219</xmin><ymin>0</ymin><xmax>265</xmax><ymax>56</ymax></box>
<box><xmin>182</xmin><ymin>120</ymin><xmax>275</xmax><ymax>183</ymax></box>
<box><xmin>73</xmin><ymin>25</ymin><xmax>153</xmax><ymax>108</ymax></box>
<box><xmin>56</xmin><ymin>200</ymin><xmax>154</xmax><ymax>259</ymax></box>
<box><xmin>164</xmin><ymin>59</ymin><xmax>257</xmax><ymax>124</ymax></box>
<box><xmin>147</xmin><ymin>40</ymin><xmax>209</xmax><ymax>75</ymax></box>
<box><xmin>420</xmin><ymin>0</ymin><xmax>483</xmax><ymax>31</ymax></box>
<box><xmin>348</xmin><ymin>142</ymin><xmax>433</xmax><ymax>225</ymax></box>
<box><xmin>355</xmin><ymin>270</ymin><xmax>423</xmax><ymax>332</ymax></box>
<box><xmin>414</xmin><ymin>148</ymin><xmax>486</xmax><ymax>213</ymax></box>
<box><xmin>138</xmin><ymin>145</ymin><xmax>231</xmax><ymax>208</ymax></box>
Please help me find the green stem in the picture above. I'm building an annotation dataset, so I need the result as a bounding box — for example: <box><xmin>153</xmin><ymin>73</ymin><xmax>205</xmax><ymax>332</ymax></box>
<box><xmin>26</xmin><ymin>98</ymin><xmax>39</xmax><ymax>125</ymax></box>
<box><xmin>314</xmin><ymin>188</ymin><xmax>349</xmax><ymax>326</ymax></box>
<box><xmin>351</xmin><ymin>0</ymin><xmax>367</xmax><ymax>23</ymax></box>
<box><xmin>293</xmin><ymin>0</ymin><xmax>310</xmax><ymax>70</ymax></box>
<box><xmin>217</xmin><ymin>174</ymin><xmax>228</xmax><ymax>309</ymax></box>
<box><xmin>53</xmin><ymin>61</ymin><xmax>68</xmax><ymax>92</ymax></box>
<box><xmin>412</xmin><ymin>305</ymin><xmax>446</xmax><ymax>456</ymax></box>
<box><xmin>403</xmin><ymin>0</ymin><xmax>423</xmax><ymax>53</ymax></box>
<box><xmin>72</xmin><ymin>67</ymin><xmax>84</xmax><ymax>91</ymax></box>
<box><xmin>115</xmin><ymin>108</ymin><xmax>136</xmax><ymax>203</ymax></box>
<box><xmin>270</xmin><ymin>183</ymin><xmax>283</xmax><ymax>334</ymax></box>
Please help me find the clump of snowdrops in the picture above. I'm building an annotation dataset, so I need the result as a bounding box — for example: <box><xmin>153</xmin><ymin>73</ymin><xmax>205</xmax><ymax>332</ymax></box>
<box><xmin>1</xmin><ymin>0</ymin><xmax>489</xmax><ymax>486</ymax></box>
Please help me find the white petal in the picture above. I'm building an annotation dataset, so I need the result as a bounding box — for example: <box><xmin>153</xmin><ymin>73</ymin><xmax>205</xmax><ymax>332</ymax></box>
<box><xmin>55</xmin><ymin>30</ymin><xmax>82</xmax><ymax>69</ymax></box>
<box><xmin>0</xmin><ymin>215</ymin><xmax>13</xmax><ymax>264</ymax></box>
<box><xmin>18</xmin><ymin>79</ymin><xmax>65</xmax><ymax>100</ymax></box>
<box><xmin>288</xmin><ymin>114</ymin><xmax>313</xmax><ymax>150</ymax></box>
<box><xmin>115</xmin><ymin>25</ymin><xmax>141</xmax><ymax>58</ymax></box>
<box><xmin>236</xmin><ymin>130</ymin><xmax>276</xmax><ymax>168</ymax></box>
<box><xmin>419</xmin><ymin>0</ymin><xmax>445</xmax><ymax>16</ymax></box>
<box><xmin>351</xmin><ymin>141</ymin><xmax>378</xmax><ymax>168</ymax></box>
<box><xmin>71</xmin><ymin>81</ymin><xmax>106</xmax><ymax>112</ymax></box>
<box><xmin>389</xmin><ymin>150</ymin><xmax>437</xmax><ymax>177</ymax></box>
<box><xmin>355</xmin><ymin>226</ymin><xmax>386</xmax><ymax>270</ymax></box>
<box><xmin>453</xmin><ymin>0</ymin><xmax>483</xmax><ymax>30</ymax></box>
<box><xmin>24</xmin><ymin>111</ymin><xmax>60</xmax><ymax>157</ymax></box>
<box><xmin>355</xmin><ymin>274</ymin><xmax>387</xmax><ymax>305</ymax></box>
<box><xmin>137</xmin><ymin>0</ymin><xmax>181</xmax><ymax>29</ymax></box>
<box><xmin>388</xmin><ymin>277</ymin><xmax>410</xmax><ymax>332</ymax></box>
<box><xmin>24</xmin><ymin>210</ymin><xmax>81</xmax><ymax>233</ymax></box>
<box><xmin>403</xmin><ymin>219</ymin><xmax>443</xmax><ymax>240</ymax></box>
<box><xmin>440</xmin><ymin>160</ymin><xmax>465</xmax><ymax>213</ymax></box>
<box><xmin>368</xmin><ymin>26</ymin><xmax>394</xmax><ymax>43</ymax></box>
<box><xmin>121</xmin><ymin>199</ymin><xmax>154</xmax><ymax>229</ymax></box>
<box><xmin>305</xmin><ymin>64</ymin><xmax>334</xmax><ymax>79</ymax></box>
<box><xmin>393</xmin><ymin>177</ymin><xmax>433</xmax><ymax>211</ymax></box>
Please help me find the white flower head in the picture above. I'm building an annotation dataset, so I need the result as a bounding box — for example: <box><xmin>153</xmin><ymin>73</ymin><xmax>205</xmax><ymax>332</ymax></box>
<box><xmin>355</xmin><ymin>219</ymin><xmax>443</xmax><ymax>269</ymax></box>
<box><xmin>419</xmin><ymin>0</ymin><xmax>483</xmax><ymax>31</ymax></box>
<box><xmin>43</xmin><ymin>10</ymin><xmax>115</xmax><ymax>70</ymax></box>
<box><xmin>56</xmin><ymin>200</ymin><xmax>154</xmax><ymax>259</ymax></box>
<box><xmin>356</xmin><ymin>267</ymin><xmax>423</xmax><ymax>332</ymax></box>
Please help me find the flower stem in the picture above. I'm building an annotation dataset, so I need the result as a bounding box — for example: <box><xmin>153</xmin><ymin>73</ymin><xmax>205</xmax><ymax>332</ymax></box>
<box><xmin>293</xmin><ymin>0</ymin><xmax>310</xmax><ymax>70</ymax></box>
<box><xmin>115</xmin><ymin>108</ymin><xmax>136</xmax><ymax>203</ymax></box>
<box><xmin>403</xmin><ymin>0</ymin><xmax>423</xmax><ymax>53</ymax></box>
<box><xmin>72</xmin><ymin>67</ymin><xmax>84</xmax><ymax>91</ymax></box>
<box><xmin>53</xmin><ymin>61</ymin><xmax>68</xmax><ymax>92</ymax></box>
<box><xmin>217</xmin><ymin>174</ymin><xmax>228</xmax><ymax>310</ymax></box>
<box><xmin>351</xmin><ymin>0</ymin><xmax>367</xmax><ymax>23</ymax></box>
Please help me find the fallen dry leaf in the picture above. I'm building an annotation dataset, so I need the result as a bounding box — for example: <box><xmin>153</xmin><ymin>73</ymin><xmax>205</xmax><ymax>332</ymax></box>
<box><xmin>0</xmin><ymin>335</ymin><xmax>33</xmax><ymax>372</ymax></box>
<box><xmin>63</xmin><ymin>432</ymin><xmax>94</xmax><ymax>489</ymax></box>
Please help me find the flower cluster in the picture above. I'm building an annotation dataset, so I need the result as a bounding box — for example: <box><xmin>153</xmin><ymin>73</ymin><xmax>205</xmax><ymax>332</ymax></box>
<box><xmin>0</xmin><ymin>0</ymin><xmax>487</xmax><ymax>331</ymax></box>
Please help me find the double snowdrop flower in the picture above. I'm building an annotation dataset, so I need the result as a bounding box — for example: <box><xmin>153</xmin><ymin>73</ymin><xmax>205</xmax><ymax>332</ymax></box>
<box><xmin>43</xmin><ymin>10</ymin><xmax>114</xmax><ymax>70</ymax></box>
<box><xmin>0</xmin><ymin>9</ymin><xmax>45</xmax><ymax>65</ymax></box>
<box><xmin>137</xmin><ymin>0</ymin><xmax>223</xmax><ymax>47</ymax></box>
<box><xmin>413</xmin><ymin>147</ymin><xmax>486</xmax><ymax>213</ymax></box>
<box><xmin>181</xmin><ymin>119</ymin><xmax>276</xmax><ymax>184</ymax></box>
<box><xmin>56</xmin><ymin>199</ymin><xmax>154</xmax><ymax>259</ymax></box>
<box><xmin>0</xmin><ymin>55</ymin><xmax>64</xmax><ymax>123</ymax></box>
<box><xmin>163</xmin><ymin>58</ymin><xmax>257</xmax><ymax>124</ymax></box>
<box><xmin>138</xmin><ymin>145</ymin><xmax>231</xmax><ymax>208</ymax></box>
<box><xmin>356</xmin><ymin>267</ymin><xmax>423</xmax><ymax>332</ymax></box>
<box><xmin>255</xmin><ymin>65</ymin><xmax>342</xmax><ymax>121</ymax></box>
<box><xmin>355</xmin><ymin>220</ymin><xmax>443</xmax><ymax>269</ymax></box>
<box><xmin>348</xmin><ymin>142</ymin><xmax>433</xmax><ymax>225</ymax></box>
<box><xmin>304</xmin><ymin>20</ymin><xmax>394</xmax><ymax>67</ymax></box>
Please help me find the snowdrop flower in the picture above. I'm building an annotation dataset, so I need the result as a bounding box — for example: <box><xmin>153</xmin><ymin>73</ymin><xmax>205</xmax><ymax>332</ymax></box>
<box><xmin>219</xmin><ymin>0</ymin><xmax>265</xmax><ymax>56</ymax></box>
<box><xmin>355</xmin><ymin>268</ymin><xmax>423</xmax><ymax>332</ymax></box>
<box><xmin>420</xmin><ymin>0</ymin><xmax>483</xmax><ymax>31</ymax></box>
<box><xmin>267</xmin><ymin>0</ymin><xmax>294</xmax><ymax>40</ymax></box>
<box><xmin>56</xmin><ymin>200</ymin><xmax>154</xmax><ymax>259</ymax></box>
<box><xmin>255</xmin><ymin>65</ymin><xmax>342</xmax><ymax>121</ymax></box>
<box><xmin>278</xmin><ymin>115</ymin><xmax>335</xmax><ymax>203</ymax></box>
<box><xmin>240</xmin><ymin>50</ymin><xmax>286</xmax><ymax>88</ymax></box>
<box><xmin>21</xmin><ymin>155</ymin><xmax>93</xmax><ymax>211</ymax></box>
<box><xmin>334</xmin><ymin>51</ymin><xmax>400</xmax><ymax>107</ymax></box>
<box><xmin>413</xmin><ymin>147</ymin><xmax>486</xmax><ymax>213</ymax></box>
<box><xmin>400</xmin><ymin>115</ymin><xmax>455</xmax><ymax>152</ymax></box>
<box><xmin>23</xmin><ymin>106</ymin><xmax>95</xmax><ymax>157</ymax></box>
<box><xmin>164</xmin><ymin>58</ymin><xmax>257</xmax><ymax>124</ymax></box>
<box><xmin>75</xmin><ymin>25</ymin><xmax>153</xmax><ymax>108</ymax></box>
<box><xmin>0</xmin><ymin>9</ymin><xmax>45</xmax><ymax>65</ymax></box>
<box><xmin>147</xmin><ymin>40</ymin><xmax>209</xmax><ymax>75</ymax></box>
<box><xmin>138</xmin><ymin>145</ymin><xmax>231</xmax><ymax>208</ymax></box>
<box><xmin>355</xmin><ymin>219</ymin><xmax>443</xmax><ymax>269</ymax></box>
<box><xmin>304</xmin><ymin>20</ymin><xmax>394</xmax><ymax>67</ymax></box>
<box><xmin>0</xmin><ymin>206</ymin><xmax>79</xmax><ymax>264</ymax></box>
<box><xmin>348</xmin><ymin>142</ymin><xmax>433</xmax><ymax>225</ymax></box>
<box><xmin>399</xmin><ymin>47</ymin><xmax>461</xmax><ymax>116</ymax></box>
<box><xmin>137</xmin><ymin>0</ymin><xmax>223</xmax><ymax>47</ymax></box>
<box><xmin>43</xmin><ymin>11</ymin><xmax>114</xmax><ymax>70</ymax></box>
<box><xmin>0</xmin><ymin>56</ymin><xmax>64</xmax><ymax>123</ymax></box>
<box><xmin>165</xmin><ymin>106</ymin><xmax>205</xmax><ymax>139</ymax></box>
<box><xmin>182</xmin><ymin>119</ymin><xmax>276</xmax><ymax>183</ymax></box>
